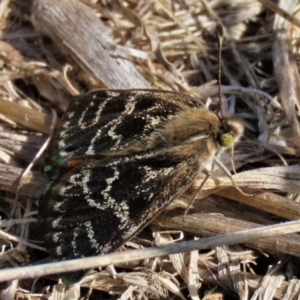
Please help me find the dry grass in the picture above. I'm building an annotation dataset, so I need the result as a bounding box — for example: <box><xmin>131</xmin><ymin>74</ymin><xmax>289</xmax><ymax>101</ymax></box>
<box><xmin>0</xmin><ymin>0</ymin><xmax>300</xmax><ymax>299</ymax></box>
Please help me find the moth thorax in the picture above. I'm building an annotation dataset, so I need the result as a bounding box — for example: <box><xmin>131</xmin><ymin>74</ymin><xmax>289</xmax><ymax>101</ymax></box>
<box><xmin>218</xmin><ymin>117</ymin><xmax>244</xmax><ymax>148</ymax></box>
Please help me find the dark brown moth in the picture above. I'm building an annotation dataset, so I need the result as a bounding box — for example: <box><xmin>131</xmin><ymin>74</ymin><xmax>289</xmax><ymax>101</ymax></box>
<box><xmin>39</xmin><ymin>89</ymin><xmax>243</xmax><ymax>262</ymax></box>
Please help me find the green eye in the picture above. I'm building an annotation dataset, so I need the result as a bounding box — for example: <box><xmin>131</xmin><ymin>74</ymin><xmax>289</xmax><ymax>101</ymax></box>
<box><xmin>219</xmin><ymin>133</ymin><xmax>235</xmax><ymax>147</ymax></box>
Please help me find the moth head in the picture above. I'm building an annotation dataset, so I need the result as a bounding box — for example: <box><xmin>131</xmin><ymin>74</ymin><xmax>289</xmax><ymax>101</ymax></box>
<box><xmin>218</xmin><ymin>117</ymin><xmax>244</xmax><ymax>148</ymax></box>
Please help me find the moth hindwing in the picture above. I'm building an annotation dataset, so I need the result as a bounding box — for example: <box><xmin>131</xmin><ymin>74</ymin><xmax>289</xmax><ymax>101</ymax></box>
<box><xmin>39</xmin><ymin>89</ymin><xmax>243</xmax><ymax>261</ymax></box>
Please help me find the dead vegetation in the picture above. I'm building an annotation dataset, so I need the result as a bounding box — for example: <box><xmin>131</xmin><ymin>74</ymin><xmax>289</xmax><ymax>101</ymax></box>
<box><xmin>0</xmin><ymin>0</ymin><xmax>300</xmax><ymax>299</ymax></box>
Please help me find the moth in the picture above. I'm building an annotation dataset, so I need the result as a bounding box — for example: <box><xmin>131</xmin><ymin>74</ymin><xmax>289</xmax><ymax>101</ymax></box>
<box><xmin>39</xmin><ymin>89</ymin><xmax>243</xmax><ymax>262</ymax></box>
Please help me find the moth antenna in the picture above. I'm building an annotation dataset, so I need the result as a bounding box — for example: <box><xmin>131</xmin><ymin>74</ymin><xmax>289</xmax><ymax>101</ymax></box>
<box><xmin>216</xmin><ymin>23</ymin><xmax>225</xmax><ymax>124</ymax></box>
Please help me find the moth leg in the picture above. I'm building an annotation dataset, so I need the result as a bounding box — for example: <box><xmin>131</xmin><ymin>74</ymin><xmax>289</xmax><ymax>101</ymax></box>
<box><xmin>183</xmin><ymin>172</ymin><xmax>211</xmax><ymax>220</ymax></box>
<box><xmin>213</xmin><ymin>157</ymin><xmax>255</xmax><ymax>197</ymax></box>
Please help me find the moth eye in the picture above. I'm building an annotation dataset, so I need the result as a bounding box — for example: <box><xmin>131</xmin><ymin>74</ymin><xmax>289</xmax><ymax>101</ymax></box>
<box><xmin>219</xmin><ymin>132</ymin><xmax>235</xmax><ymax>147</ymax></box>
